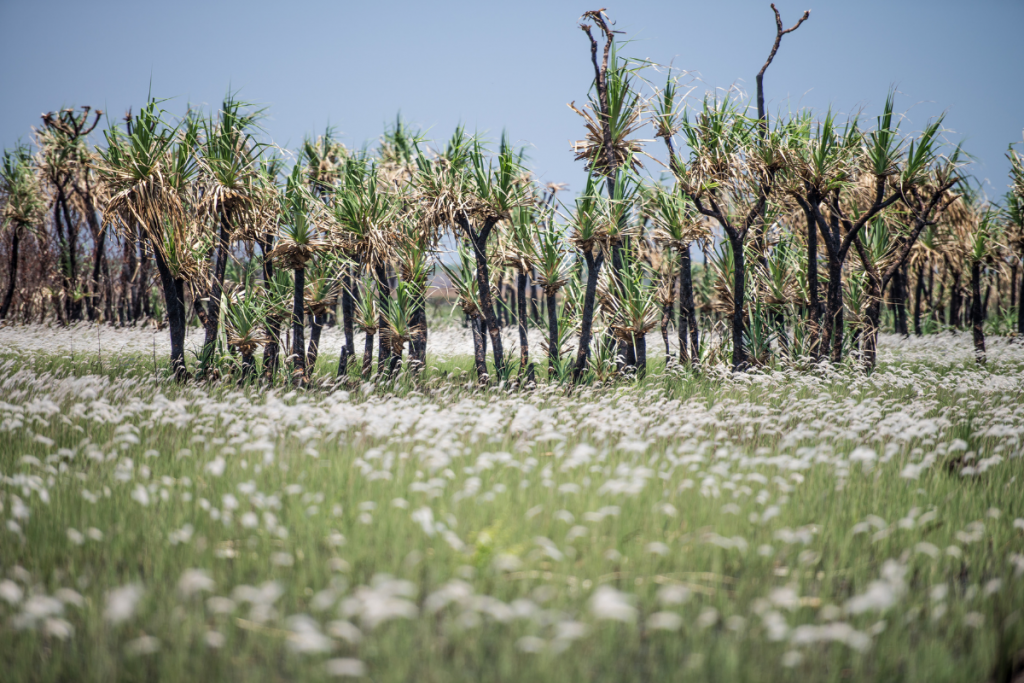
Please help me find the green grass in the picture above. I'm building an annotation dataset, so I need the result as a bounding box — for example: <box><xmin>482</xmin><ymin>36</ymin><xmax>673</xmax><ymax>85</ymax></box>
<box><xmin>0</xmin><ymin>333</ymin><xmax>1022</xmax><ymax>682</ymax></box>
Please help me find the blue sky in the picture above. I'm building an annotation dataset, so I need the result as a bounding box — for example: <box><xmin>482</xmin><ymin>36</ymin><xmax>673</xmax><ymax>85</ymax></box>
<box><xmin>2</xmin><ymin>0</ymin><xmax>1022</xmax><ymax>199</ymax></box>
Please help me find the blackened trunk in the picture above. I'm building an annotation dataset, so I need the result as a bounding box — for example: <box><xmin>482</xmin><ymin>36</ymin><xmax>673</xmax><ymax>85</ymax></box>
<box><xmin>374</xmin><ymin>262</ymin><xmax>391</xmax><ymax>375</ymax></box>
<box><xmin>530</xmin><ymin>268</ymin><xmax>540</xmax><ymax>323</ymax></box>
<box><xmin>611</xmin><ymin>243</ymin><xmax>631</xmax><ymax>372</ymax></box>
<box><xmin>573</xmin><ymin>250</ymin><xmax>604</xmax><ymax>381</ymax></box>
<box><xmin>678</xmin><ymin>246</ymin><xmax>698</xmax><ymax>366</ymax></box>
<box><xmin>913</xmin><ymin>263</ymin><xmax>924</xmax><ymax>336</ymax></box>
<box><xmin>258</xmin><ymin>237</ymin><xmax>281</xmax><ymax>380</ymax></box>
<box><xmin>362</xmin><ymin>330</ymin><xmax>375</xmax><ymax>380</ymax></box>
<box><xmin>661</xmin><ymin>301</ymin><xmax>672</xmax><ymax>366</ymax></box>
<box><xmin>152</xmin><ymin>245</ymin><xmax>188</xmax><ymax>381</ymax></box>
<box><xmin>546</xmin><ymin>290</ymin><xmax>559</xmax><ymax>375</ymax></box>
<box><xmin>635</xmin><ymin>334</ymin><xmax>647</xmax><ymax>379</ymax></box>
<box><xmin>202</xmin><ymin>212</ymin><xmax>232</xmax><ymax>365</ymax></box>
<box><xmin>1011</xmin><ymin>263</ymin><xmax>1018</xmax><ymax>310</ymax></box>
<box><xmin>337</xmin><ymin>266</ymin><xmax>355</xmax><ymax>378</ymax></box>
<box><xmin>516</xmin><ymin>270</ymin><xmax>530</xmax><ymax>372</ymax></box>
<box><xmin>824</xmin><ymin>256</ymin><xmax>843</xmax><ymax>364</ymax></box>
<box><xmin>729</xmin><ymin>236</ymin><xmax>748</xmax><ymax>370</ymax></box>
<box><xmin>893</xmin><ymin>266</ymin><xmax>908</xmax><ymax>336</ymax></box>
<box><xmin>307</xmin><ymin>313</ymin><xmax>323</xmax><ymax>370</ymax></box>
<box><xmin>292</xmin><ymin>267</ymin><xmax>306</xmax><ymax>384</ymax></box>
<box><xmin>467</xmin><ymin>229</ymin><xmax>505</xmax><ymax>378</ymax></box>
<box><xmin>472</xmin><ymin>316</ymin><xmax>488</xmax><ymax>380</ymax></box>
<box><xmin>863</xmin><ymin>297</ymin><xmax>881</xmax><ymax>370</ymax></box>
<box><xmin>949</xmin><ymin>268</ymin><xmax>963</xmax><ymax>329</ymax></box>
<box><xmin>971</xmin><ymin>260</ymin><xmax>985</xmax><ymax>364</ymax></box>
<box><xmin>0</xmin><ymin>227</ymin><xmax>20</xmax><ymax>320</ymax></box>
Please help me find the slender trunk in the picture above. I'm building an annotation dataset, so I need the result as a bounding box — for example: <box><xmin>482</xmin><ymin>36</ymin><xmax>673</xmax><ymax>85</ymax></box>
<box><xmin>611</xmin><ymin>243</ymin><xmax>632</xmax><ymax>372</ymax></box>
<box><xmin>971</xmin><ymin>260</ymin><xmax>985</xmax><ymax>364</ymax></box>
<box><xmin>913</xmin><ymin>263</ymin><xmax>924</xmax><ymax>336</ymax></box>
<box><xmin>678</xmin><ymin>246</ymin><xmax>698</xmax><ymax>366</ymax></box>
<box><xmin>729</xmin><ymin>236</ymin><xmax>748</xmax><ymax>370</ymax></box>
<box><xmin>58</xmin><ymin>191</ymin><xmax>82</xmax><ymax>321</ymax></box>
<box><xmin>546</xmin><ymin>290</ymin><xmax>559</xmax><ymax>376</ymax></box>
<box><xmin>362</xmin><ymin>330</ymin><xmax>375</xmax><ymax>380</ymax></box>
<box><xmin>466</xmin><ymin>227</ymin><xmax>505</xmax><ymax>378</ymax></box>
<box><xmin>0</xmin><ymin>227</ymin><xmax>20</xmax><ymax>320</ymax></box>
<box><xmin>337</xmin><ymin>266</ymin><xmax>355</xmax><ymax>378</ymax></box>
<box><xmin>516</xmin><ymin>270</ymin><xmax>530</xmax><ymax>370</ymax></box>
<box><xmin>375</xmin><ymin>262</ymin><xmax>391</xmax><ymax>375</ymax></box>
<box><xmin>87</xmin><ymin>226</ymin><xmax>107</xmax><ymax>322</ymax></box>
<box><xmin>138</xmin><ymin>239</ymin><xmax>152</xmax><ymax>320</ymax></box>
<box><xmin>893</xmin><ymin>266</ymin><xmax>908</xmax><ymax>336</ymax></box>
<box><xmin>258</xmin><ymin>237</ymin><xmax>280</xmax><ymax>380</ymax></box>
<box><xmin>935</xmin><ymin>259</ymin><xmax>947</xmax><ymax>325</ymax></box>
<box><xmin>307</xmin><ymin>313</ymin><xmax>323</xmax><ymax>370</ymax></box>
<box><xmin>151</xmin><ymin>245</ymin><xmax>187</xmax><ymax>380</ymax></box>
<box><xmin>573</xmin><ymin>250</ymin><xmax>605</xmax><ymax>381</ymax></box>
<box><xmin>824</xmin><ymin>256</ymin><xmax>843</xmax><ymax>363</ymax></box>
<box><xmin>950</xmin><ymin>268</ymin><xmax>963</xmax><ymax>329</ymax></box>
<box><xmin>530</xmin><ymin>268</ymin><xmax>540</xmax><ymax>323</ymax></box>
<box><xmin>661</xmin><ymin>301</ymin><xmax>672</xmax><ymax>367</ymax></box>
<box><xmin>635</xmin><ymin>334</ymin><xmax>647</xmax><ymax>379</ymax></box>
<box><xmin>805</xmin><ymin>210</ymin><xmax>821</xmax><ymax>358</ymax></box>
<box><xmin>291</xmin><ymin>267</ymin><xmax>306</xmax><ymax>384</ymax></box>
<box><xmin>1011</xmin><ymin>263</ymin><xmax>1018</xmax><ymax>310</ymax></box>
<box><xmin>472</xmin><ymin>316</ymin><xmax>488</xmax><ymax>380</ymax></box>
<box><xmin>863</xmin><ymin>296</ymin><xmax>881</xmax><ymax>370</ymax></box>
<box><xmin>202</xmin><ymin>211</ymin><xmax>232</xmax><ymax>365</ymax></box>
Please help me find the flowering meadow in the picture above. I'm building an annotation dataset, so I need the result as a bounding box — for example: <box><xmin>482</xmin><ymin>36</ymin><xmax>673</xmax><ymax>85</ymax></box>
<box><xmin>1</xmin><ymin>324</ymin><xmax>1022</xmax><ymax>682</ymax></box>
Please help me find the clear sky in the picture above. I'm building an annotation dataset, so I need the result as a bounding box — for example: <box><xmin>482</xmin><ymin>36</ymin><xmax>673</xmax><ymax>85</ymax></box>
<box><xmin>2</xmin><ymin>0</ymin><xmax>1022</xmax><ymax>199</ymax></box>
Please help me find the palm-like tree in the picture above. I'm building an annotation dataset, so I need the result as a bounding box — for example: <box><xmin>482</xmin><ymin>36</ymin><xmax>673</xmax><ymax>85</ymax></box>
<box><xmin>963</xmin><ymin>200</ymin><xmax>1002</xmax><ymax>364</ymax></box>
<box><xmin>351</xmin><ymin>277</ymin><xmax>379</xmax><ymax>380</ymax></box>
<box><xmin>598</xmin><ymin>247</ymin><xmax>659</xmax><ymax>377</ymax></box>
<box><xmin>303</xmin><ymin>254</ymin><xmax>341</xmax><ymax>371</ymax></box>
<box><xmin>647</xmin><ymin>182</ymin><xmax>710</xmax><ymax>366</ymax></box>
<box><xmin>223</xmin><ymin>278</ymin><xmax>270</xmax><ymax>382</ymax></box>
<box><xmin>1</xmin><ymin>146</ymin><xmax>46</xmax><ymax>321</ymax></box>
<box><xmin>196</xmin><ymin>95</ymin><xmax>266</xmax><ymax>369</ymax></box>
<box><xmin>97</xmin><ymin>100</ymin><xmax>197</xmax><ymax>379</ymax></box>
<box><xmin>267</xmin><ymin>165</ymin><xmax>331</xmax><ymax>385</ymax></box>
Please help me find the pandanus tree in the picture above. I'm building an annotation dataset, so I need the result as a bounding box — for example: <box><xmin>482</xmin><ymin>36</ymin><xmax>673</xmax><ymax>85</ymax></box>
<box><xmin>195</xmin><ymin>96</ymin><xmax>266</xmax><ymax>370</ymax></box>
<box><xmin>352</xmin><ymin>277</ymin><xmax>379</xmax><ymax>380</ymax></box>
<box><xmin>963</xmin><ymin>200</ymin><xmax>1003</xmax><ymax>364</ymax></box>
<box><xmin>646</xmin><ymin>182</ymin><xmax>710</xmax><ymax>366</ymax></box>
<box><xmin>570</xmin><ymin>11</ymin><xmax>646</xmax><ymax>372</ymax></box>
<box><xmin>439</xmin><ymin>244</ymin><xmax>490</xmax><ymax>379</ymax></box>
<box><xmin>223</xmin><ymin>278</ymin><xmax>270</xmax><ymax>382</ymax></box>
<box><xmin>330</xmin><ymin>157</ymin><xmax>402</xmax><ymax>376</ymax></box>
<box><xmin>417</xmin><ymin>130</ymin><xmax>527</xmax><ymax>380</ymax></box>
<box><xmin>1</xmin><ymin>146</ymin><xmax>46</xmax><ymax>321</ymax></box>
<box><xmin>501</xmin><ymin>205</ymin><xmax>539</xmax><ymax>381</ymax></box>
<box><xmin>303</xmin><ymin>255</ymin><xmax>341</xmax><ymax>371</ymax></box>
<box><xmin>673</xmin><ymin>94</ymin><xmax>789</xmax><ymax>370</ymax></box>
<box><xmin>35</xmin><ymin>107</ymin><xmax>104</xmax><ymax>322</ymax></box>
<box><xmin>528</xmin><ymin>205</ymin><xmax>574</xmax><ymax>375</ymax></box>
<box><xmin>598</xmin><ymin>246</ymin><xmax>659</xmax><ymax>377</ymax></box>
<box><xmin>267</xmin><ymin>165</ymin><xmax>331</xmax><ymax>386</ymax></box>
<box><xmin>97</xmin><ymin>100</ymin><xmax>200</xmax><ymax>379</ymax></box>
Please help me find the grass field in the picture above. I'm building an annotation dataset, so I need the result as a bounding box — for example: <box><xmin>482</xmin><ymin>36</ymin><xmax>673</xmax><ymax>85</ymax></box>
<box><xmin>1</xmin><ymin>325</ymin><xmax>1023</xmax><ymax>682</ymax></box>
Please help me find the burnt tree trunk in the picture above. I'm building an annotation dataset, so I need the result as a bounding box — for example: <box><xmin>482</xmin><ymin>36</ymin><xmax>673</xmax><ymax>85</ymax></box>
<box><xmin>0</xmin><ymin>227</ymin><xmax>21</xmax><ymax>321</ymax></box>
<box><xmin>661</xmin><ymin>300</ymin><xmax>672</xmax><ymax>366</ymax></box>
<box><xmin>635</xmin><ymin>334</ymin><xmax>647</xmax><ymax>379</ymax></box>
<box><xmin>374</xmin><ymin>262</ymin><xmax>391</xmax><ymax>375</ymax></box>
<box><xmin>971</xmin><ymin>260</ymin><xmax>985</xmax><ymax>364</ymax></box>
<box><xmin>678</xmin><ymin>245</ymin><xmax>699</xmax><ymax>366</ymax></box>
<box><xmin>258</xmin><ymin>236</ymin><xmax>280</xmax><ymax>380</ymax></box>
<box><xmin>805</xmin><ymin>209</ymin><xmax>822</xmax><ymax>359</ymax></box>
<box><xmin>152</xmin><ymin>245</ymin><xmax>188</xmax><ymax>381</ymax></box>
<box><xmin>573</xmin><ymin>250</ymin><xmax>605</xmax><ymax>381</ymax></box>
<box><xmin>362</xmin><ymin>330</ymin><xmax>375</xmax><ymax>380</ymax></box>
<box><xmin>291</xmin><ymin>267</ymin><xmax>306</xmax><ymax>384</ymax></box>
<box><xmin>472</xmin><ymin>316</ymin><xmax>488</xmax><ymax>380</ymax></box>
<box><xmin>824</xmin><ymin>256</ymin><xmax>844</xmax><ymax>363</ymax></box>
<box><xmin>337</xmin><ymin>266</ymin><xmax>355</xmax><ymax>378</ymax></box>
<box><xmin>202</xmin><ymin>211</ymin><xmax>233</xmax><ymax>365</ymax></box>
<box><xmin>546</xmin><ymin>290</ymin><xmax>559</xmax><ymax>376</ymax></box>
<box><xmin>730</xmin><ymin>235</ymin><xmax>749</xmax><ymax>370</ymax></box>
<box><xmin>913</xmin><ymin>263</ymin><xmax>925</xmax><ymax>336</ymax></box>
<box><xmin>516</xmin><ymin>269</ymin><xmax>533</xmax><ymax>381</ymax></box>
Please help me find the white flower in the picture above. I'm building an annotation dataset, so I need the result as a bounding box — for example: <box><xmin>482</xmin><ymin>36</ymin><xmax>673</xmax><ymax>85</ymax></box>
<box><xmin>124</xmin><ymin>635</ymin><xmax>160</xmax><ymax>656</ymax></box>
<box><xmin>104</xmin><ymin>584</ymin><xmax>144</xmax><ymax>624</ymax></box>
<box><xmin>0</xmin><ymin>579</ymin><xmax>23</xmax><ymax>605</ymax></box>
<box><xmin>647</xmin><ymin>611</ymin><xmax>683</xmax><ymax>631</ymax></box>
<box><xmin>325</xmin><ymin>658</ymin><xmax>366</xmax><ymax>677</ymax></box>
<box><xmin>205</xmin><ymin>631</ymin><xmax>226</xmax><ymax>649</ymax></box>
<box><xmin>589</xmin><ymin>586</ymin><xmax>637</xmax><ymax>623</ymax></box>
<box><xmin>177</xmin><ymin>569</ymin><xmax>215</xmax><ymax>599</ymax></box>
<box><xmin>130</xmin><ymin>485</ymin><xmax>150</xmax><ymax>507</ymax></box>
